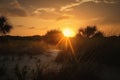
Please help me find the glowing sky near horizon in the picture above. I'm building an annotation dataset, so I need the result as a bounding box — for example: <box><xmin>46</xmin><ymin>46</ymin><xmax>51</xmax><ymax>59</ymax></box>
<box><xmin>0</xmin><ymin>0</ymin><xmax>120</xmax><ymax>36</ymax></box>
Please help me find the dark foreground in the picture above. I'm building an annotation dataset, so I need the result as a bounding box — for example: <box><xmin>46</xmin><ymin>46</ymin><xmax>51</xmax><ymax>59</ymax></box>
<box><xmin>0</xmin><ymin>36</ymin><xmax>120</xmax><ymax>80</ymax></box>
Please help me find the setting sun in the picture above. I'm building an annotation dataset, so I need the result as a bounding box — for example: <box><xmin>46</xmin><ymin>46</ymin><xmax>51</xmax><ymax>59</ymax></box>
<box><xmin>62</xmin><ymin>28</ymin><xmax>75</xmax><ymax>37</ymax></box>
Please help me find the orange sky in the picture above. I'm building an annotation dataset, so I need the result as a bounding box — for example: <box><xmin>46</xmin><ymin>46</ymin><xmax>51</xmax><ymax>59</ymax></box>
<box><xmin>0</xmin><ymin>0</ymin><xmax>120</xmax><ymax>36</ymax></box>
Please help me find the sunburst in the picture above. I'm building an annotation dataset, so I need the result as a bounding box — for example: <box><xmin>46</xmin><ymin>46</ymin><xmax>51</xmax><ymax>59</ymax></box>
<box><xmin>56</xmin><ymin>28</ymin><xmax>75</xmax><ymax>54</ymax></box>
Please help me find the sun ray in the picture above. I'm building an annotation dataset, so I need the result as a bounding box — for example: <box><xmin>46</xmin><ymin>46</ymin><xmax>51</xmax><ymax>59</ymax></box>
<box><xmin>55</xmin><ymin>37</ymin><xmax>65</xmax><ymax>47</ymax></box>
<box><xmin>68</xmin><ymin>38</ymin><xmax>74</xmax><ymax>54</ymax></box>
<box><xmin>67</xmin><ymin>38</ymin><xmax>78</xmax><ymax>63</ymax></box>
<box><xmin>65</xmin><ymin>38</ymin><xmax>68</xmax><ymax>49</ymax></box>
<box><xmin>56</xmin><ymin>36</ymin><xmax>79</xmax><ymax>63</ymax></box>
<box><xmin>55</xmin><ymin>28</ymin><xmax>79</xmax><ymax>62</ymax></box>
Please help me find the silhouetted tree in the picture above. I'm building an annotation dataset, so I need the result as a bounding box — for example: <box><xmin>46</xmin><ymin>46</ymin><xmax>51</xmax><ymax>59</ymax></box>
<box><xmin>77</xmin><ymin>26</ymin><xmax>103</xmax><ymax>38</ymax></box>
<box><xmin>94</xmin><ymin>31</ymin><xmax>104</xmax><ymax>38</ymax></box>
<box><xmin>0</xmin><ymin>16</ymin><xmax>13</xmax><ymax>36</ymax></box>
<box><xmin>44</xmin><ymin>30</ymin><xmax>63</xmax><ymax>44</ymax></box>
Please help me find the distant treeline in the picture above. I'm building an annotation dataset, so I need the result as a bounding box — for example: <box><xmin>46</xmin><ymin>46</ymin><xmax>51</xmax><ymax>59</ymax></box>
<box><xmin>0</xmin><ymin>35</ymin><xmax>43</xmax><ymax>41</ymax></box>
<box><xmin>0</xmin><ymin>34</ymin><xmax>120</xmax><ymax>42</ymax></box>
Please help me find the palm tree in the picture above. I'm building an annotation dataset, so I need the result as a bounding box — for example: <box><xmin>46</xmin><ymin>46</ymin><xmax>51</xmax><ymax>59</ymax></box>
<box><xmin>0</xmin><ymin>16</ymin><xmax>13</xmax><ymax>36</ymax></box>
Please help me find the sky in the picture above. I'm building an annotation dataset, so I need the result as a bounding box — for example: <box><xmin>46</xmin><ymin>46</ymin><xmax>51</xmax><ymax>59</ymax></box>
<box><xmin>0</xmin><ymin>0</ymin><xmax>120</xmax><ymax>36</ymax></box>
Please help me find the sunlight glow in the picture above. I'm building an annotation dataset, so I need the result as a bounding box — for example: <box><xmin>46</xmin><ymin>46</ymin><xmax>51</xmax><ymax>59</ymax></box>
<box><xmin>56</xmin><ymin>36</ymin><xmax>79</xmax><ymax>62</ymax></box>
<box><xmin>62</xmin><ymin>28</ymin><xmax>75</xmax><ymax>37</ymax></box>
<box><xmin>56</xmin><ymin>37</ymin><xmax>74</xmax><ymax>53</ymax></box>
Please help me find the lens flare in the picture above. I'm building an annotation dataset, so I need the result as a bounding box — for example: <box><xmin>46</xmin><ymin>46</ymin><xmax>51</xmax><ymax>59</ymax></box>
<box><xmin>56</xmin><ymin>36</ymin><xmax>79</xmax><ymax>62</ymax></box>
<box><xmin>56</xmin><ymin>37</ymin><xmax>74</xmax><ymax>54</ymax></box>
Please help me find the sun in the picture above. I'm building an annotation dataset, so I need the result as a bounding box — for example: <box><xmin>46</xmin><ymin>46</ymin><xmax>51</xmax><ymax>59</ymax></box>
<box><xmin>62</xmin><ymin>28</ymin><xmax>75</xmax><ymax>37</ymax></box>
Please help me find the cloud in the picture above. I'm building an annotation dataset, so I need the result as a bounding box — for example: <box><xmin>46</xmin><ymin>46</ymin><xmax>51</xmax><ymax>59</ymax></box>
<box><xmin>17</xmin><ymin>0</ymin><xmax>76</xmax><ymax>8</ymax></box>
<box><xmin>32</xmin><ymin>8</ymin><xmax>61</xmax><ymax>20</ymax></box>
<box><xmin>34</xmin><ymin>8</ymin><xmax>55</xmax><ymax>14</ymax></box>
<box><xmin>28</xmin><ymin>27</ymin><xmax>35</xmax><ymax>29</ymax></box>
<box><xmin>60</xmin><ymin>0</ymin><xmax>116</xmax><ymax>11</ymax></box>
<box><xmin>60</xmin><ymin>0</ymin><xmax>120</xmax><ymax>25</ymax></box>
<box><xmin>60</xmin><ymin>1</ymin><xmax>81</xmax><ymax>11</ymax></box>
<box><xmin>10</xmin><ymin>0</ymin><xmax>21</xmax><ymax>8</ymax></box>
<box><xmin>0</xmin><ymin>0</ymin><xmax>119</xmax><ymax>25</ymax></box>
<box><xmin>0</xmin><ymin>0</ymin><xmax>28</xmax><ymax>17</ymax></box>
<box><xmin>6</xmin><ymin>8</ymin><xmax>27</xmax><ymax>17</ymax></box>
<box><xmin>16</xmin><ymin>25</ymin><xmax>24</xmax><ymax>27</ymax></box>
<box><xmin>56</xmin><ymin>15</ymin><xmax>70</xmax><ymax>21</ymax></box>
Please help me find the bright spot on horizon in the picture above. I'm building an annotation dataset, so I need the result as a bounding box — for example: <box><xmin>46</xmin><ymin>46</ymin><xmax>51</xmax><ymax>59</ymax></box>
<box><xmin>62</xmin><ymin>28</ymin><xmax>75</xmax><ymax>37</ymax></box>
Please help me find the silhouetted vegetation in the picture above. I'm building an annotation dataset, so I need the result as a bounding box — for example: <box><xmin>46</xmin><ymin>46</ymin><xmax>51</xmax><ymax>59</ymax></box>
<box><xmin>54</xmin><ymin>26</ymin><xmax>120</xmax><ymax>80</ymax></box>
<box><xmin>0</xmin><ymin>16</ymin><xmax>13</xmax><ymax>36</ymax></box>
<box><xmin>0</xmin><ymin>35</ymin><xmax>42</xmax><ymax>42</ymax></box>
<box><xmin>0</xmin><ymin>25</ymin><xmax>120</xmax><ymax>80</ymax></box>
<box><xmin>77</xmin><ymin>26</ymin><xmax>104</xmax><ymax>38</ymax></box>
<box><xmin>44</xmin><ymin>30</ymin><xmax>63</xmax><ymax>44</ymax></box>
